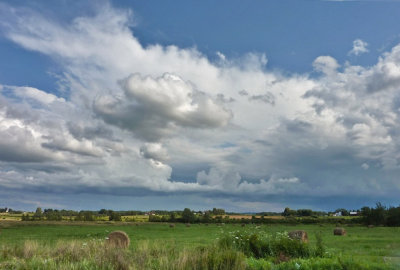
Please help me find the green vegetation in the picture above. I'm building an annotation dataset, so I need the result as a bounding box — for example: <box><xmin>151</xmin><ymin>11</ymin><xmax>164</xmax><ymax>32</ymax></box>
<box><xmin>361</xmin><ymin>203</ymin><xmax>400</xmax><ymax>226</ymax></box>
<box><xmin>1</xmin><ymin>204</ymin><xmax>400</xmax><ymax>268</ymax></box>
<box><xmin>0</xmin><ymin>223</ymin><xmax>399</xmax><ymax>269</ymax></box>
<box><xmin>218</xmin><ymin>231</ymin><xmax>312</xmax><ymax>259</ymax></box>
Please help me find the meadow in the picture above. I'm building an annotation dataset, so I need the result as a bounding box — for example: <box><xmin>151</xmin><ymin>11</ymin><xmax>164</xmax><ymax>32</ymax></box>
<box><xmin>1</xmin><ymin>222</ymin><xmax>399</xmax><ymax>269</ymax></box>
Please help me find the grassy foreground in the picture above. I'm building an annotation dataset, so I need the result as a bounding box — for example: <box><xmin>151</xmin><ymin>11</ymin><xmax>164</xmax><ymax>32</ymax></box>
<box><xmin>0</xmin><ymin>222</ymin><xmax>399</xmax><ymax>269</ymax></box>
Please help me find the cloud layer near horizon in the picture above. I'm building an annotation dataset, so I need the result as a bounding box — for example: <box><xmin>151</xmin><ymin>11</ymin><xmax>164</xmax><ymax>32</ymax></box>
<box><xmin>1</xmin><ymin>3</ymin><xmax>400</xmax><ymax>210</ymax></box>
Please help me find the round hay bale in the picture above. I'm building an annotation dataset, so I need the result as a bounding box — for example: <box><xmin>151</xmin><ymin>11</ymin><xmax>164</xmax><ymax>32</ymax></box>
<box><xmin>169</xmin><ymin>223</ymin><xmax>175</xmax><ymax>228</ymax></box>
<box><xmin>288</xmin><ymin>230</ymin><xmax>309</xmax><ymax>243</ymax></box>
<box><xmin>185</xmin><ymin>223</ymin><xmax>191</xmax><ymax>227</ymax></box>
<box><xmin>107</xmin><ymin>231</ymin><xmax>130</xmax><ymax>248</ymax></box>
<box><xmin>333</xmin><ymin>227</ymin><xmax>346</xmax><ymax>236</ymax></box>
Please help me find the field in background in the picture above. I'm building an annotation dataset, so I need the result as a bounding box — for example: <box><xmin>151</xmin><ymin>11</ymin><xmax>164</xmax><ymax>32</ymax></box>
<box><xmin>1</xmin><ymin>212</ymin><xmax>151</xmax><ymax>222</ymax></box>
<box><xmin>226</xmin><ymin>215</ymin><xmax>284</xmax><ymax>220</ymax></box>
<box><xmin>0</xmin><ymin>213</ymin><xmax>21</xmax><ymax>221</ymax></box>
<box><xmin>1</xmin><ymin>222</ymin><xmax>399</xmax><ymax>260</ymax></box>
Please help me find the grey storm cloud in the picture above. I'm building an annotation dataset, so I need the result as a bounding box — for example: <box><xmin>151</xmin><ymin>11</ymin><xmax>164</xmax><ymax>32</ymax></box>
<box><xmin>238</xmin><ymin>89</ymin><xmax>275</xmax><ymax>105</ymax></box>
<box><xmin>0</xmin><ymin>127</ymin><xmax>53</xmax><ymax>163</ymax></box>
<box><xmin>248</xmin><ymin>92</ymin><xmax>275</xmax><ymax>105</ymax></box>
<box><xmin>94</xmin><ymin>73</ymin><xmax>232</xmax><ymax>141</ymax></box>
<box><xmin>67</xmin><ymin>122</ymin><xmax>116</xmax><ymax>141</ymax></box>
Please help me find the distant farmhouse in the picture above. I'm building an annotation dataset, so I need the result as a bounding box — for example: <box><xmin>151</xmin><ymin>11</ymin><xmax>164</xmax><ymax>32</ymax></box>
<box><xmin>333</xmin><ymin>211</ymin><xmax>359</xmax><ymax>217</ymax></box>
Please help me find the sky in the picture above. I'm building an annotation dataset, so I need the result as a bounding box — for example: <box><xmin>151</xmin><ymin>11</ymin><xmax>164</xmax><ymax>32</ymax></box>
<box><xmin>1</xmin><ymin>0</ymin><xmax>400</xmax><ymax>212</ymax></box>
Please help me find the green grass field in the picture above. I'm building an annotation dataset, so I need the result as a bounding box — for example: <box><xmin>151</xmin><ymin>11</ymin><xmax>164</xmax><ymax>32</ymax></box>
<box><xmin>1</xmin><ymin>222</ymin><xmax>399</xmax><ymax>269</ymax></box>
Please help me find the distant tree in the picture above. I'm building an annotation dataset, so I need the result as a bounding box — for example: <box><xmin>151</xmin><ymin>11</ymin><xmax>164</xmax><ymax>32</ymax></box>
<box><xmin>282</xmin><ymin>207</ymin><xmax>296</xmax><ymax>217</ymax></box>
<box><xmin>202</xmin><ymin>211</ymin><xmax>211</xmax><ymax>223</ymax></box>
<box><xmin>169</xmin><ymin>212</ymin><xmax>176</xmax><ymax>222</ymax></box>
<box><xmin>212</xmin><ymin>208</ymin><xmax>226</xmax><ymax>215</ymax></box>
<box><xmin>182</xmin><ymin>208</ymin><xmax>195</xmax><ymax>223</ymax></box>
<box><xmin>372</xmin><ymin>202</ymin><xmax>386</xmax><ymax>225</ymax></box>
<box><xmin>99</xmin><ymin>209</ymin><xmax>107</xmax><ymax>215</ymax></box>
<box><xmin>109</xmin><ymin>211</ymin><xmax>122</xmax><ymax>221</ymax></box>
<box><xmin>297</xmin><ymin>209</ymin><xmax>313</xmax><ymax>216</ymax></box>
<box><xmin>34</xmin><ymin>207</ymin><xmax>43</xmax><ymax>220</ymax></box>
<box><xmin>361</xmin><ymin>206</ymin><xmax>372</xmax><ymax>224</ymax></box>
<box><xmin>76</xmin><ymin>211</ymin><xmax>95</xmax><ymax>221</ymax></box>
<box><xmin>386</xmin><ymin>206</ymin><xmax>400</xmax><ymax>226</ymax></box>
<box><xmin>361</xmin><ymin>202</ymin><xmax>387</xmax><ymax>225</ymax></box>
<box><xmin>44</xmin><ymin>209</ymin><xmax>62</xmax><ymax>221</ymax></box>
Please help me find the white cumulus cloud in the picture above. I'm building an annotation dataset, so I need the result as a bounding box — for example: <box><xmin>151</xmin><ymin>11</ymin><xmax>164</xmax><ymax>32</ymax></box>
<box><xmin>349</xmin><ymin>39</ymin><xmax>369</xmax><ymax>56</ymax></box>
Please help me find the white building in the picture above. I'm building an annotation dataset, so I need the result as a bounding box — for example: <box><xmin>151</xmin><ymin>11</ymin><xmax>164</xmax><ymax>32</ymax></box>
<box><xmin>333</xmin><ymin>211</ymin><xmax>342</xmax><ymax>217</ymax></box>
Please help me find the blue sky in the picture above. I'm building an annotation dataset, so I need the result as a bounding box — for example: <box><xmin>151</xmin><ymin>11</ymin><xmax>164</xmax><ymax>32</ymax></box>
<box><xmin>1</xmin><ymin>0</ymin><xmax>400</xmax><ymax>212</ymax></box>
<box><xmin>3</xmin><ymin>0</ymin><xmax>400</xmax><ymax>91</ymax></box>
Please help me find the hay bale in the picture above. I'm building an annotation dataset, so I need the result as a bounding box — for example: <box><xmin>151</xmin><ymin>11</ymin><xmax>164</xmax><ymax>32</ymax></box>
<box><xmin>107</xmin><ymin>231</ymin><xmax>130</xmax><ymax>248</ymax></box>
<box><xmin>288</xmin><ymin>230</ymin><xmax>309</xmax><ymax>243</ymax></box>
<box><xmin>169</xmin><ymin>224</ymin><xmax>175</xmax><ymax>228</ymax></box>
<box><xmin>333</xmin><ymin>227</ymin><xmax>346</xmax><ymax>236</ymax></box>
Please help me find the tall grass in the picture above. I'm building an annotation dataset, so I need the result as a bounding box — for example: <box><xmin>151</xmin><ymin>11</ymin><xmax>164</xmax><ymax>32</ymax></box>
<box><xmin>0</xmin><ymin>228</ymin><xmax>397</xmax><ymax>269</ymax></box>
<box><xmin>0</xmin><ymin>239</ymin><xmax>246</xmax><ymax>270</ymax></box>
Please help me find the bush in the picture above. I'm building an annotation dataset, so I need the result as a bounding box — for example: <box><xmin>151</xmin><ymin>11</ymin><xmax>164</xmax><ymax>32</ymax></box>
<box><xmin>109</xmin><ymin>212</ymin><xmax>122</xmax><ymax>221</ymax></box>
<box><xmin>218</xmin><ymin>231</ymin><xmax>311</xmax><ymax>260</ymax></box>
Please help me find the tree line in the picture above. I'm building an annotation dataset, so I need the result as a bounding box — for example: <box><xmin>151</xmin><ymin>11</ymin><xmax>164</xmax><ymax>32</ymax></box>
<box><xmin>21</xmin><ymin>208</ymin><xmax>123</xmax><ymax>221</ymax></box>
<box><xmin>361</xmin><ymin>203</ymin><xmax>400</xmax><ymax>226</ymax></box>
<box><xmin>15</xmin><ymin>203</ymin><xmax>400</xmax><ymax>226</ymax></box>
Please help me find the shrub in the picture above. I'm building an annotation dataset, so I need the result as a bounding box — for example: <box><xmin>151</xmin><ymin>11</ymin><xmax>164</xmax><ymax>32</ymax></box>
<box><xmin>218</xmin><ymin>231</ymin><xmax>311</xmax><ymax>260</ymax></box>
<box><xmin>109</xmin><ymin>211</ymin><xmax>122</xmax><ymax>221</ymax></box>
